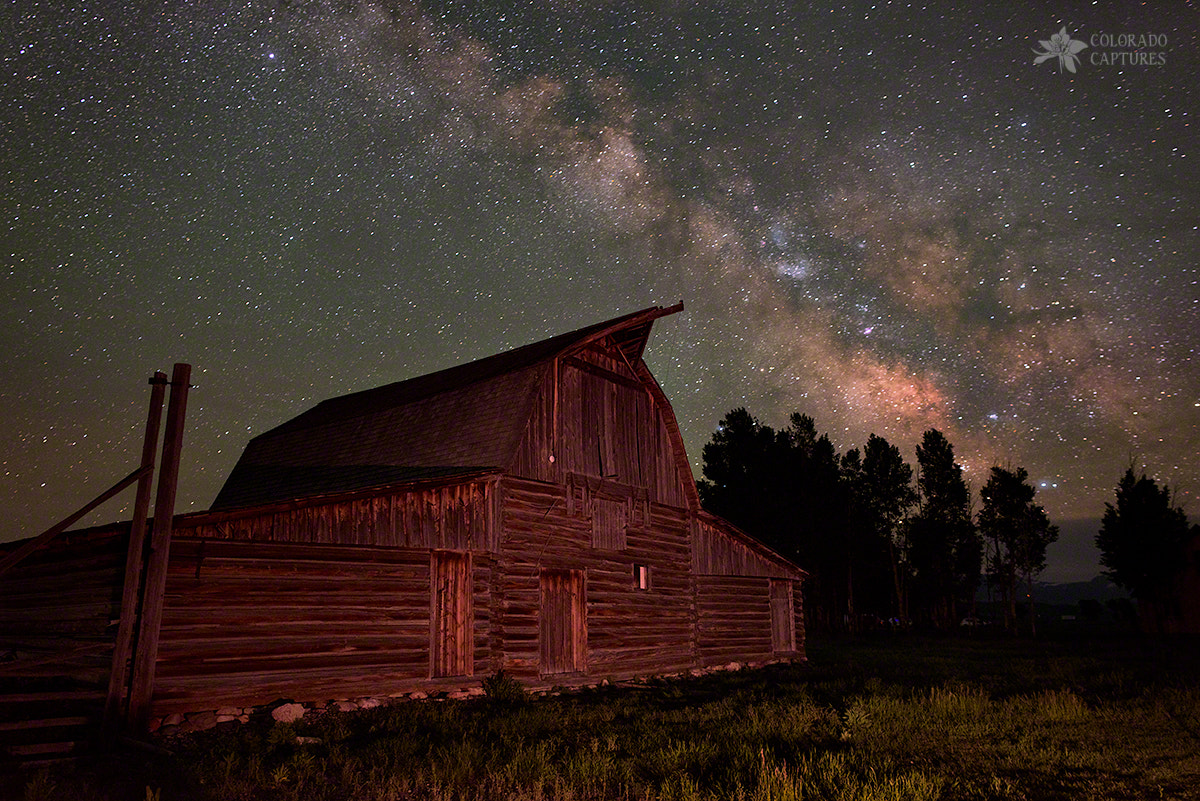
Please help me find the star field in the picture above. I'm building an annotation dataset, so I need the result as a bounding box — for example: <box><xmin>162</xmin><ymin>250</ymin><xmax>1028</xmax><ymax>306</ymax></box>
<box><xmin>2</xmin><ymin>1</ymin><xmax>1197</xmax><ymax>581</ymax></box>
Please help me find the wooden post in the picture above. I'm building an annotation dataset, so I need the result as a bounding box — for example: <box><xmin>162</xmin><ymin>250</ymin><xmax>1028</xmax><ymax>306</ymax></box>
<box><xmin>103</xmin><ymin>370</ymin><xmax>168</xmax><ymax>734</ymax></box>
<box><xmin>127</xmin><ymin>363</ymin><xmax>190</xmax><ymax>731</ymax></box>
<box><xmin>550</xmin><ymin>357</ymin><xmax>559</xmax><ymax>476</ymax></box>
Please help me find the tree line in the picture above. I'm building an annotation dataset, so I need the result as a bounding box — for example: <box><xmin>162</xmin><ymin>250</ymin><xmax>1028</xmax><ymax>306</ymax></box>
<box><xmin>697</xmin><ymin>408</ymin><xmax>1196</xmax><ymax>634</ymax></box>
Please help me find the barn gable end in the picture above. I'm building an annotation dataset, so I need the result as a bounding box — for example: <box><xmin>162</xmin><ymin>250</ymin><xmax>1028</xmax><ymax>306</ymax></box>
<box><xmin>508</xmin><ymin>343</ymin><xmax>690</xmax><ymax>507</ymax></box>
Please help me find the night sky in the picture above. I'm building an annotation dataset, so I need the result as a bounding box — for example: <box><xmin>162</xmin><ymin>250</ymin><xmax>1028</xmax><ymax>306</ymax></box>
<box><xmin>3</xmin><ymin>2</ymin><xmax>1196</xmax><ymax>582</ymax></box>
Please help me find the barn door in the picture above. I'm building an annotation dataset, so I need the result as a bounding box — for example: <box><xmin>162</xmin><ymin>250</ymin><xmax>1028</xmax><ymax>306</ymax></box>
<box><xmin>539</xmin><ymin>569</ymin><xmax>586</xmax><ymax>674</ymax></box>
<box><xmin>431</xmin><ymin>551</ymin><xmax>472</xmax><ymax>677</ymax></box>
<box><xmin>769</xmin><ymin>579</ymin><xmax>795</xmax><ymax>653</ymax></box>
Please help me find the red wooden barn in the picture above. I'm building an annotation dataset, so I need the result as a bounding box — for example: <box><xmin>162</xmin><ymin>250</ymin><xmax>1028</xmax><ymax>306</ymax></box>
<box><xmin>1</xmin><ymin>303</ymin><xmax>805</xmax><ymax>741</ymax></box>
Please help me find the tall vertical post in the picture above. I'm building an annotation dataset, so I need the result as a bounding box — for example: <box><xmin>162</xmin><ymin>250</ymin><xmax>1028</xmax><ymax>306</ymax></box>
<box><xmin>127</xmin><ymin>363</ymin><xmax>191</xmax><ymax>731</ymax></box>
<box><xmin>551</xmin><ymin>357</ymin><xmax>560</xmax><ymax>479</ymax></box>
<box><xmin>103</xmin><ymin>371</ymin><xmax>168</xmax><ymax>734</ymax></box>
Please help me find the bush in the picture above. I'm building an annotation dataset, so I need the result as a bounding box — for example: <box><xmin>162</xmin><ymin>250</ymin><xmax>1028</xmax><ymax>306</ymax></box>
<box><xmin>481</xmin><ymin>669</ymin><xmax>528</xmax><ymax>705</ymax></box>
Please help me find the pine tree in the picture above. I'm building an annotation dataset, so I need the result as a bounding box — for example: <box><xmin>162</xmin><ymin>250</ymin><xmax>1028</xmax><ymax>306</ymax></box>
<box><xmin>978</xmin><ymin>466</ymin><xmax>1058</xmax><ymax>635</ymax></box>
<box><xmin>1096</xmin><ymin>468</ymin><xmax>1190</xmax><ymax>631</ymax></box>
<box><xmin>910</xmin><ymin>429</ymin><xmax>980</xmax><ymax>628</ymax></box>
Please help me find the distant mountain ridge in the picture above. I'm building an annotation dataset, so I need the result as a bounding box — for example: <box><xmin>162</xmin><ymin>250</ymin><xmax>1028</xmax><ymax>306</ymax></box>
<box><xmin>979</xmin><ymin>576</ymin><xmax>1127</xmax><ymax>607</ymax></box>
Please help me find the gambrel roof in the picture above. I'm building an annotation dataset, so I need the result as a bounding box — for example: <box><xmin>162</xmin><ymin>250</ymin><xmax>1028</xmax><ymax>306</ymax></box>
<box><xmin>212</xmin><ymin>304</ymin><xmax>683</xmax><ymax>510</ymax></box>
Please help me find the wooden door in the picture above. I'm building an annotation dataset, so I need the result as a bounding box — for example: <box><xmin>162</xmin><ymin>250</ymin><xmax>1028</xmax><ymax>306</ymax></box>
<box><xmin>770</xmin><ymin>579</ymin><xmax>795</xmax><ymax>653</ymax></box>
<box><xmin>592</xmin><ymin>497</ymin><xmax>627</xmax><ymax>550</ymax></box>
<box><xmin>539</xmin><ymin>569</ymin><xmax>586</xmax><ymax>674</ymax></box>
<box><xmin>431</xmin><ymin>551</ymin><xmax>472</xmax><ymax>677</ymax></box>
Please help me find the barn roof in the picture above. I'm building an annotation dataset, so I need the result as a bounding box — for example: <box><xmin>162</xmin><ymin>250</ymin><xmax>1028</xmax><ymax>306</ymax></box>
<box><xmin>212</xmin><ymin>304</ymin><xmax>683</xmax><ymax>510</ymax></box>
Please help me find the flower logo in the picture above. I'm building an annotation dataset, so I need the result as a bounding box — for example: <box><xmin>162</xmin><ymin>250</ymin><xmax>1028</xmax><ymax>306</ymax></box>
<box><xmin>1033</xmin><ymin>26</ymin><xmax>1088</xmax><ymax>73</ymax></box>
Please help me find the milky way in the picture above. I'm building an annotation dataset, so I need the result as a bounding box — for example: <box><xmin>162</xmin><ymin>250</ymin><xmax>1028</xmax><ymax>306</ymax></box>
<box><xmin>2</xmin><ymin>1</ymin><xmax>1197</xmax><ymax>580</ymax></box>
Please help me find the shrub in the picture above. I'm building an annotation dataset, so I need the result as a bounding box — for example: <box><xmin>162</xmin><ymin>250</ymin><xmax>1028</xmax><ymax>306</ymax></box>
<box><xmin>482</xmin><ymin>669</ymin><xmax>528</xmax><ymax>705</ymax></box>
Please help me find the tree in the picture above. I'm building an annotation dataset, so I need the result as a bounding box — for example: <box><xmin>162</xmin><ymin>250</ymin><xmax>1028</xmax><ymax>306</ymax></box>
<box><xmin>696</xmin><ymin>408</ymin><xmax>783</xmax><ymax>550</ymax></box>
<box><xmin>978</xmin><ymin>466</ymin><xmax>1058</xmax><ymax>635</ymax></box>
<box><xmin>838</xmin><ymin>448</ymin><xmax>877</xmax><ymax>628</ymax></box>
<box><xmin>1095</xmin><ymin>468</ymin><xmax>1190</xmax><ymax>631</ymax></box>
<box><xmin>779</xmin><ymin>413</ymin><xmax>846</xmax><ymax>629</ymax></box>
<box><xmin>780</xmin><ymin>414</ymin><xmax>843</xmax><ymax>549</ymax></box>
<box><xmin>909</xmin><ymin>429</ymin><xmax>980</xmax><ymax>628</ymax></box>
<box><xmin>697</xmin><ymin>409</ymin><xmax>856</xmax><ymax>631</ymax></box>
<box><xmin>859</xmin><ymin>434</ymin><xmax>917</xmax><ymax>621</ymax></box>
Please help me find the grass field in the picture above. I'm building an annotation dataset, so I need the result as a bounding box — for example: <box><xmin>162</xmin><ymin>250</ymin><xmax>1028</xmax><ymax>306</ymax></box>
<box><xmin>12</xmin><ymin>634</ymin><xmax>1200</xmax><ymax>800</ymax></box>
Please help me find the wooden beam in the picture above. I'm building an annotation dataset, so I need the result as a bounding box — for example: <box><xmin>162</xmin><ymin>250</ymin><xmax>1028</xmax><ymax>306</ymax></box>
<box><xmin>562</xmin><ymin>355</ymin><xmax>644</xmax><ymax>391</ymax></box>
<box><xmin>0</xmin><ymin>466</ymin><xmax>149</xmax><ymax>578</ymax></box>
<box><xmin>103</xmin><ymin>370</ymin><xmax>168</xmax><ymax>734</ymax></box>
<box><xmin>559</xmin><ymin>302</ymin><xmax>682</xmax><ymax>363</ymax></box>
<box><xmin>127</xmin><ymin>363</ymin><xmax>191</xmax><ymax>731</ymax></box>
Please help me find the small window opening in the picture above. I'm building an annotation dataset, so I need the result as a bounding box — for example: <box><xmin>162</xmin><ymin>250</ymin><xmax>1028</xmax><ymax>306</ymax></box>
<box><xmin>633</xmin><ymin>564</ymin><xmax>651</xmax><ymax>591</ymax></box>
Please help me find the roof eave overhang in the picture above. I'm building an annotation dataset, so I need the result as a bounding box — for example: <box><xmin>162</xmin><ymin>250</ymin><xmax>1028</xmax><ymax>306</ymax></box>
<box><xmin>556</xmin><ymin>301</ymin><xmax>683</xmax><ymax>365</ymax></box>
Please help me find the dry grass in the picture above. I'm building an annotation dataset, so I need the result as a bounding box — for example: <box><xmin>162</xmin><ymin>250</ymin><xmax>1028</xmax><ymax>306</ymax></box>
<box><xmin>11</xmin><ymin>634</ymin><xmax>1200</xmax><ymax>800</ymax></box>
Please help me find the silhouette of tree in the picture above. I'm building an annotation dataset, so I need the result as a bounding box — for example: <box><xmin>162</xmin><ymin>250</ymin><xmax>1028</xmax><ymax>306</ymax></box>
<box><xmin>1077</xmin><ymin>598</ymin><xmax>1104</xmax><ymax>622</ymax></box>
<box><xmin>910</xmin><ymin>429</ymin><xmax>980</xmax><ymax>628</ymax></box>
<box><xmin>839</xmin><ymin>448</ymin><xmax>869</xmax><ymax>627</ymax></box>
<box><xmin>978</xmin><ymin>465</ymin><xmax>1058</xmax><ymax>635</ymax></box>
<box><xmin>779</xmin><ymin>413</ymin><xmax>845</xmax><ymax>628</ymax></box>
<box><xmin>699</xmin><ymin>415</ymin><xmax>980</xmax><ymax>634</ymax></box>
<box><xmin>697</xmin><ymin>409</ymin><xmax>857</xmax><ymax>631</ymax></box>
<box><xmin>860</xmin><ymin>434</ymin><xmax>917</xmax><ymax>621</ymax></box>
<box><xmin>1096</xmin><ymin>468</ymin><xmax>1190</xmax><ymax>631</ymax></box>
<box><xmin>696</xmin><ymin>408</ymin><xmax>781</xmax><ymax>546</ymax></box>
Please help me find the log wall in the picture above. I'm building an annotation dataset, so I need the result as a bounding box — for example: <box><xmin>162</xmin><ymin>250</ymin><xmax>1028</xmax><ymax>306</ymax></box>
<box><xmin>694</xmin><ymin>575</ymin><xmax>805</xmax><ymax>666</ymax></box>
<box><xmin>695</xmin><ymin>575</ymin><xmax>771</xmax><ymax>666</ymax></box>
<box><xmin>495</xmin><ymin>476</ymin><xmax>696</xmax><ymax>684</ymax></box>
<box><xmin>0</xmin><ymin>527</ymin><xmax>126</xmax><ymax>686</ymax></box>
<box><xmin>150</xmin><ymin>538</ymin><xmax>495</xmax><ymax>716</ymax></box>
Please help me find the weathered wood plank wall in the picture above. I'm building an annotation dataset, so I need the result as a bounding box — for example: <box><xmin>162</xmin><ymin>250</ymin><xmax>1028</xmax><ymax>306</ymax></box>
<box><xmin>150</xmin><ymin>538</ymin><xmax>494</xmax><ymax>715</ymax></box>
<box><xmin>497</xmin><ymin>476</ymin><xmax>695</xmax><ymax>684</ymax></box>
<box><xmin>510</xmin><ymin>353</ymin><xmax>688</xmax><ymax>508</ymax></box>
<box><xmin>693</xmin><ymin>518</ymin><xmax>796</xmax><ymax>579</ymax></box>
<box><xmin>695</xmin><ymin>575</ymin><xmax>773</xmax><ymax>667</ymax></box>
<box><xmin>694</xmin><ymin>575</ymin><xmax>804</xmax><ymax>666</ymax></box>
<box><xmin>183</xmin><ymin>479</ymin><xmax>498</xmax><ymax>551</ymax></box>
<box><xmin>0</xmin><ymin>528</ymin><xmax>126</xmax><ymax>685</ymax></box>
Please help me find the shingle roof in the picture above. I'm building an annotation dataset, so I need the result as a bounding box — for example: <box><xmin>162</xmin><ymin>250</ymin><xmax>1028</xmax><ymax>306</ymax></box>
<box><xmin>211</xmin><ymin>304</ymin><xmax>682</xmax><ymax>509</ymax></box>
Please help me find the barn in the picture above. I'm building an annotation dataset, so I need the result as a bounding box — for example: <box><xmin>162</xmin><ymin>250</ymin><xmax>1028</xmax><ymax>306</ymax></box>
<box><xmin>1</xmin><ymin>303</ymin><xmax>805</xmax><ymax>748</ymax></box>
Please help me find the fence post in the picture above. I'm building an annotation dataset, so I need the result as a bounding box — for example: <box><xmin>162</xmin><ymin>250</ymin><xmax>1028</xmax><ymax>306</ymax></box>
<box><xmin>103</xmin><ymin>370</ymin><xmax>168</xmax><ymax>734</ymax></box>
<box><xmin>126</xmin><ymin>363</ymin><xmax>190</xmax><ymax>731</ymax></box>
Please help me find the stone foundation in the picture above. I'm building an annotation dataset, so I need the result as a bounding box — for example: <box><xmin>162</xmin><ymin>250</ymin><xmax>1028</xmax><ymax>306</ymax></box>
<box><xmin>148</xmin><ymin>660</ymin><xmax>787</xmax><ymax>738</ymax></box>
